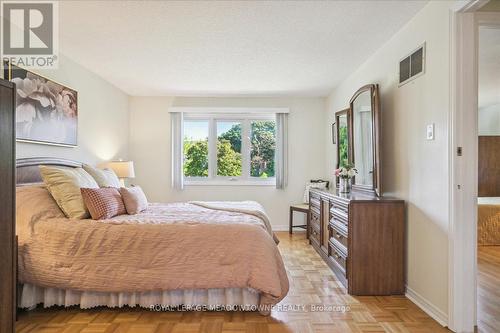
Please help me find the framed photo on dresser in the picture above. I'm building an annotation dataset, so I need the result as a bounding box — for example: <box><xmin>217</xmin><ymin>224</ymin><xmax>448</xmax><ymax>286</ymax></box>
<box><xmin>3</xmin><ymin>61</ymin><xmax>78</xmax><ymax>147</ymax></box>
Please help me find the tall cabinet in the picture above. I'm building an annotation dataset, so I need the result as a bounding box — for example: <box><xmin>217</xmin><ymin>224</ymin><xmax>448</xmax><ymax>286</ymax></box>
<box><xmin>0</xmin><ymin>78</ymin><xmax>16</xmax><ymax>333</ymax></box>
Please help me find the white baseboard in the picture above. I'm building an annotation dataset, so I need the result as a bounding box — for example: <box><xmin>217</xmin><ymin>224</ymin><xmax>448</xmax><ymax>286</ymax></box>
<box><xmin>271</xmin><ymin>225</ymin><xmax>308</xmax><ymax>232</ymax></box>
<box><xmin>405</xmin><ymin>285</ymin><xmax>448</xmax><ymax>327</ymax></box>
<box><xmin>272</xmin><ymin>225</ymin><xmax>290</xmax><ymax>231</ymax></box>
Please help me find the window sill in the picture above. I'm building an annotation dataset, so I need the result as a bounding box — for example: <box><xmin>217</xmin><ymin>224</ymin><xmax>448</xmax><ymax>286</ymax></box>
<box><xmin>184</xmin><ymin>180</ymin><xmax>276</xmax><ymax>186</ymax></box>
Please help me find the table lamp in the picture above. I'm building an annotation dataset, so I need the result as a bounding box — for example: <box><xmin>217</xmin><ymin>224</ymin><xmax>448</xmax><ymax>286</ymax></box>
<box><xmin>106</xmin><ymin>160</ymin><xmax>135</xmax><ymax>186</ymax></box>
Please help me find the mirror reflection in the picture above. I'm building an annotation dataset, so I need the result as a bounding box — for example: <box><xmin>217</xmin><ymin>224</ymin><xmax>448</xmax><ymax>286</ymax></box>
<box><xmin>337</xmin><ymin>114</ymin><xmax>349</xmax><ymax>168</ymax></box>
<box><xmin>352</xmin><ymin>90</ymin><xmax>373</xmax><ymax>187</ymax></box>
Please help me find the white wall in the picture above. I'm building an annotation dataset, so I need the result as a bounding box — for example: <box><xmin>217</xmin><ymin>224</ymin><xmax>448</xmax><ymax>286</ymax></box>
<box><xmin>479</xmin><ymin>104</ymin><xmax>500</xmax><ymax>135</ymax></box>
<box><xmin>2</xmin><ymin>55</ymin><xmax>129</xmax><ymax>164</ymax></box>
<box><xmin>326</xmin><ymin>1</ymin><xmax>452</xmax><ymax>319</ymax></box>
<box><xmin>129</xmin><ymin>96</ymin><xmax>326</xmax><ymax>230</ymax></box>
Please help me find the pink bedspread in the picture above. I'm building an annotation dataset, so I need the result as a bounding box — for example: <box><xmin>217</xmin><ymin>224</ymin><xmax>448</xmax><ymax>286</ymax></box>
<box><xmin>16</xmin><ymin>186</ymin><xmax>289</xmax><ymax>308</ymax></box>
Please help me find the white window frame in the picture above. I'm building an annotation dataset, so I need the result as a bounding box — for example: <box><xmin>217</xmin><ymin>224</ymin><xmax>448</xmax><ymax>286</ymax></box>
<box><xmin>182</xmin><ymin>112</ymin><xmax>277</xmax><ymax>186</ymax></box>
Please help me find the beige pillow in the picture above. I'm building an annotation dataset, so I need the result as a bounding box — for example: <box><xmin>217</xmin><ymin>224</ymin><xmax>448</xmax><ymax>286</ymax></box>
<box><xmin>119</xmin><ymin>186</ymin><xmax>148</xmax><ymax>214</ymax></box>
<box><xmin>83</xmin><ymin>164</ymin><xmax>121</xmax><ymax>188</ymax></box>
<box><xmin>39</xmin><ymin>166</ymin><xmax>99</xmax><ymax>219</ymax></box>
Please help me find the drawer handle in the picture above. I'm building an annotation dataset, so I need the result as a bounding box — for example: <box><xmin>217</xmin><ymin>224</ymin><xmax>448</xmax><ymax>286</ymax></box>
<box><xmin>333</xmin><ymin>252</ymin><xmax>341</xmax><ymax>259</ymax></box>
<box><xmin>335</xmin><ymin>232</ymin><xmax>343</xmax><ymax>239</ymax></box>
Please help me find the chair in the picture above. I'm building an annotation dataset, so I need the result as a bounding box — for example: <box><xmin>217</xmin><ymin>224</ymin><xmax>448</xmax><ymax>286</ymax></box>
<box><xmin>289</xmin><ymin>204</ymin><xmax>310</xmax><ymax>234</ymax></box>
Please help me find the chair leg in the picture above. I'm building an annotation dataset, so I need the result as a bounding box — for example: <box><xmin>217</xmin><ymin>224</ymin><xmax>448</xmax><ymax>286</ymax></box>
<box><xmin>306</xmin><ymin>210</ymin><xmax>310</xmax><ymax>239</ymax></box>
<box><xmin>289</xmin><ymin>207</ymin><xmax>293</xmax><ymax>234</ymax></box>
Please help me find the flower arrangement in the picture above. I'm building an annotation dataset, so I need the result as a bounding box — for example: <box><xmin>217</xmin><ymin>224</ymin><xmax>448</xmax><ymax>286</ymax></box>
<box><xmin>335</xmin><ymin>164</ymin><xmax>357</xmax><ymax>193</ymax></box>
<box><xmin>334</xmin><ymin>163</ymin><xmax>358</xmax><ymax>179</ymax></box>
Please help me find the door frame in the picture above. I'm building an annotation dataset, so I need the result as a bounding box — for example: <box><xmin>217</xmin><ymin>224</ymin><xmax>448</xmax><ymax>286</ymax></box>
<box><xmin>448</xmin><ymin>1</ymin><xmax>500</xmax><ymax>332</ymax></box>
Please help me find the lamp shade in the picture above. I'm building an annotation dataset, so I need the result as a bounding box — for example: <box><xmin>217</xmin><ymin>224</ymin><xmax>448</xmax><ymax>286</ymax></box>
<box><xmin>106</xmin><ymin>161</ymin><xmax>135</xmax><ymax>178</ymax></box>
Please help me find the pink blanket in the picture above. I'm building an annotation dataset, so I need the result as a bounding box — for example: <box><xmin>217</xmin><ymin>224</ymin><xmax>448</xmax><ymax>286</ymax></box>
<box><xmin>16</xmin><ymin>186</ymin><xmax>289</xmax><ymax>308</ymax></box>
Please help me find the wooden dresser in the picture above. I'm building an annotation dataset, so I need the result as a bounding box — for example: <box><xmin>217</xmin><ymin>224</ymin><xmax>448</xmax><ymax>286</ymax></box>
<box><xmin>308</xmin><ymin>188</ymin><xmax>405</xmax><ymax>295</ymax></box>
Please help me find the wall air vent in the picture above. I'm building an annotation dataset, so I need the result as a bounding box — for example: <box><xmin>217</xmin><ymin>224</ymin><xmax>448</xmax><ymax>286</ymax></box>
<box><xmin>399</xmin><ymin>43</ymin><xmax>425</xmax><ymax>86</ymax></box>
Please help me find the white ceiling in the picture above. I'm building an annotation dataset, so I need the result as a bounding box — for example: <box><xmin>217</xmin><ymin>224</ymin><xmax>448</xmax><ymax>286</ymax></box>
<box><xmin>479</xmin><ymin>26</ymin><xmax>500</xmax><ymax>109</ymax></box>
<box><xmin>58</xmin><ymin>1</ymin><xmax>427</xmax><ymax>97</ymax></box>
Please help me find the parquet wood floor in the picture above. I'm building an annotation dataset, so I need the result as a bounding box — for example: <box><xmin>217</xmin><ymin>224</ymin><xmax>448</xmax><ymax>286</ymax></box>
<box><xmin>477</xmin><ymin>246</ymin><xmax>500</xmax><ymax>333</ymax></box>
<box><xmin>16</xmin><ymin>232</ymin><xmax>450</xmax><ymax>333</ymax></box>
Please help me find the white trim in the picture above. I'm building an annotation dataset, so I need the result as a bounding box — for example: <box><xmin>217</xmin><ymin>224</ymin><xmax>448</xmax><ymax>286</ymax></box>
<box><xmin>451</xmin><ymin>0</ymin><xmax>489</xmax><ymax>12</ymax></box>
<box><xmin>208</xmin><ymin>118</ymin><xmax>216</xmax><ymax>178</ymax></box>
<box><xmin>449</xmin><ymin>6</ymin><xmax>477</xmax><ymax>332</ymax></box>
<box><xmin>185</xmin><ymin>113</ymin><xmax>275</xmax><ymax>120</ymax></box>
<box><xmin>169</xmin><ymin>107</ymin><xmax>289</xmax><ymax>114</ymax></box>
<box><xmin>272</xmin><ymin>224</ymin><xmax>296</xmax><ymax>232</ymax></box>
<box><xmin>406</xmin><ymin>286</ymin><xmax>448</xmax><ymax>327</ymax></box>
<box><xmin>448</xmin><ymin>2</ymin><xmax>500</xmax><ymax>332</ymax></box>
<box><xmin>185</xmin><ymin>179</ymin><xmax>276</xmax><ymax>186</ymax></box>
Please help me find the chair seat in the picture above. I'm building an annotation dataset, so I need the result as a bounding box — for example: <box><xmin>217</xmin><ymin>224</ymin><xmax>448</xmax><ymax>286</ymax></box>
<box><xmin>290</xmin><ymin>203</ymin><xmax>309</xmax><ymax>211</ymax></box>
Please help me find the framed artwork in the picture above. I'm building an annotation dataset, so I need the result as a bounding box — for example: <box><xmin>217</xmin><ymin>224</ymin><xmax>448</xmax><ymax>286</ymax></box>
<box><xmin>3</xmin><ymin>61</ymin><xmax>78</xmax><ymax>147</ymax></box>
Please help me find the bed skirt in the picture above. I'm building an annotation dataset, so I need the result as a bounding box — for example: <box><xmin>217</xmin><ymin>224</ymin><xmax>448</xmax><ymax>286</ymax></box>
<box><xmin>19</xmin><ymin>283</ymin><xmax>261</xmax><ymax>310</ymax></box>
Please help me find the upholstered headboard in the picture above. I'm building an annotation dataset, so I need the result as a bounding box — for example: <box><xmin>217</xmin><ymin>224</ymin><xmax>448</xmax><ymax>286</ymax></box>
<box><xmin>16</xmin><ymin>157</ymin><xmax>82</xmax><ymax>185</ymax></box>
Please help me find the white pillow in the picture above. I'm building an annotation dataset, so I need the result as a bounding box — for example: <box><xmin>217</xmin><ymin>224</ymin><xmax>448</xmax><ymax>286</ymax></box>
<box><xmin>83</xmin><ymin>164</ymin><xmax>121</xmax><ymax>188</ymax></box>
<box><xmin>119</xmin><ymin>186</ymin><xmax>148</xmax><ymax>214</ymax></box>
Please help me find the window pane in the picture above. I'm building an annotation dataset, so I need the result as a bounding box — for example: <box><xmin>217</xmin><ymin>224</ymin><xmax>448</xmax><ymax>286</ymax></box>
<box><xmin>250</xmin><ymin>120</ymin><xmax>276</xmax><ymax>178</ymax></box>
<box><xmin>217</xmin><ymin>121</ymin><xmax>242</xmax><ymax>177</ymax></box>
<box><xmin>183</xmin><ymin>120</ymin><xmax>209</xmax><ymax>177</ymax></box>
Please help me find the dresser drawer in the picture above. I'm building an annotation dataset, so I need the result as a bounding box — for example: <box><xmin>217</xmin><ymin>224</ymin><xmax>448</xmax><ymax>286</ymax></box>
<box><xmin>310</xmin><ymin>224</ymin><xmax>320</xmax><ymax>244</ymax></box>
<box><xmin>330</xmin><ymin>208</ymin><xmax>348</xmax><ymax>226</ymax></box>
<box><xmin>310</xmin><ymin>210</ymin><xmax>320</xmax><ymax>227</ymax></box>
<box><xmin>329</xmin><ymin>240</ymin><xmax>347</xmax><ymax>275</ymax></box>
<box><xmin>310</xmin><ymin>196</ymin><xmax>320</xmax><ymax>210</ymax></box>
<box><xmin>330</xmin><ymin>222</ymin><xmax>348</xmax><ymax>252</ymax></box>
<box><xmin>310</xmin><ymin>205</ymin><xmax>320</xmax><ymax>217</ymax></box>
<box><xmin>331</xmin><ymin>197</ymin><xmax>349</xmax><ymax>213</ymax></box>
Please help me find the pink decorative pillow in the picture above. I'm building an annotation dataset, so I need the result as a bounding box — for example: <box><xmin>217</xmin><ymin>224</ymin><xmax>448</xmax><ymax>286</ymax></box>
<box><xmin>80</xmin><ymin>187</ymin><xmax>126</xmax><ymax>220</ymax></box>
<box><xmin>119</xmin><ymin>186</ymin><xmax>148</xmax><ymax>214</ymax></box>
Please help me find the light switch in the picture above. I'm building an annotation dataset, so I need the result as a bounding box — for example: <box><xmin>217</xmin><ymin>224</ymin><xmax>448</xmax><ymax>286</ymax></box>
<box><xmin>426</xmin><ymin>123</ymin><xmax>434</xmax><ymax>140</ymax></box>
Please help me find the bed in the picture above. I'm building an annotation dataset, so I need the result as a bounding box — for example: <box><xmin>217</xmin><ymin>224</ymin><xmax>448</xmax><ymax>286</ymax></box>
<box><xmin>478</xmin><ymin>197</ymin><xmax>500</xmax><ymax>246</ymax></box>
<box><xmin>16</xmin><ymin>158</ymin><xmax>289</xmax><ymax>313</ymax></box>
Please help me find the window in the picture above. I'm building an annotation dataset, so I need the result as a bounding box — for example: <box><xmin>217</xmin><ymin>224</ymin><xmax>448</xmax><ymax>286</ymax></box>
<box><xmin>217</xmin><ymin>121</ymin><xmax>242</xmax><ymax>177</ymax></box>
<box><xmin>183</xmin><ymin>120</ymin><xmax>209</xmax><ymax>177</ymax></box>
<box><xmin>250</xmin><ymin>120</ymin><xmax>276</xmax><ymax>178</ymax></box>
<box><xmin>181</xmin><ymin>114</ymin><xmax>277</xmax><ymax>185</ymax></box>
